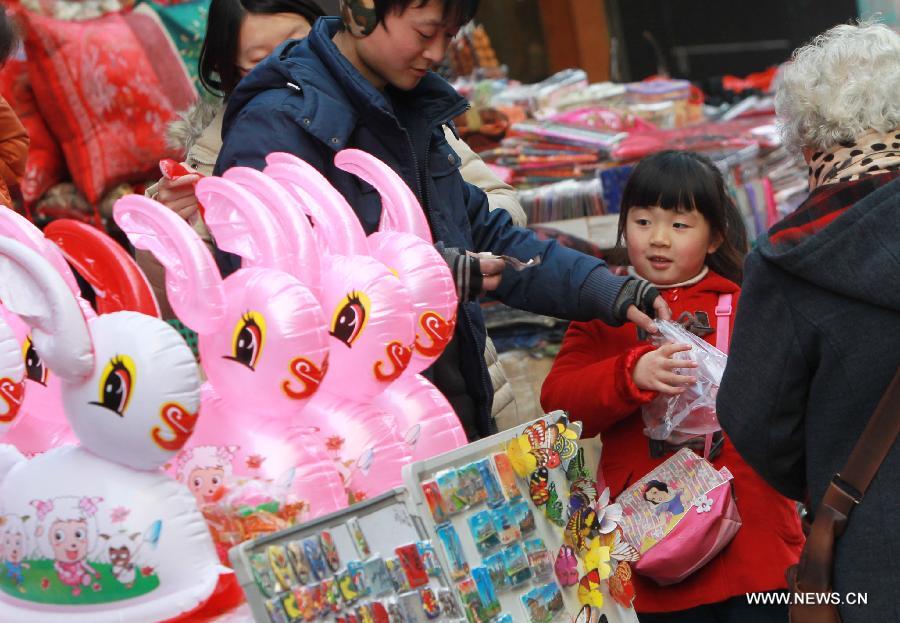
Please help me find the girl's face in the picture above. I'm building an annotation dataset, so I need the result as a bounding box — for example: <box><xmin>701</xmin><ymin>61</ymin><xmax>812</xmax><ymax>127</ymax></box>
<box><xmin>189</xmin><ymin>466</ymin><xmax>226</xmax><ymax>503</ymax></box>
<box><xmin>625</xmin><ymin>206</ymin><xmax>721</xmax><ymax>286</ymax></box>
<box><xmin>355</xmin><ymin>0</ymin><xmax>459</xmax><ymax>90</ymax></box>
<box><xmin>50</xmin><ymin>520</ymin><xmax>89</xmax><ymax>562</ymax></box>
<box><xmin>644</xmin><ymin>487</ymin><xmax>672</xmax><ymax>505</ymax></box>
<box><xmin>236</xmin><ymin>12</ymin><xmax>314</xmax><ymax>77</ymax></box>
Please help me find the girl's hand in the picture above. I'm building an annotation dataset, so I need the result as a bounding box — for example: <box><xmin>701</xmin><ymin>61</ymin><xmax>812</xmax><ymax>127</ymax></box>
<box><xmin>155</xmin><ymin>173</ymin><xmax>201</xmax><ymax>221</ymax></box>
<box><xmin>633</xmin><ymin>343</ymin><xmax>698</xmax><ymax>395</ymax></box>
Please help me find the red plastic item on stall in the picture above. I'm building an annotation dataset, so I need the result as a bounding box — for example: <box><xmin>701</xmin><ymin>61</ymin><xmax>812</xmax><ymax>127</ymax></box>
<box><xmin>44</xmin><ymin>219</ymin><xmax>160</xmax><ymax>317</ymax></box>
<box><xmin>722</xmin><ymin>66</ymin><xmax>778</xmax><ymax>94</ymax></box>
<box><xmin>160</xmin><ymin>574</ymin><xmax>246</xmax><ymax>622</ymax></box>
<box><xmin>159</xmin><ymin>158</ymin><xmax>206</xmax><ymax>219</ymax></box>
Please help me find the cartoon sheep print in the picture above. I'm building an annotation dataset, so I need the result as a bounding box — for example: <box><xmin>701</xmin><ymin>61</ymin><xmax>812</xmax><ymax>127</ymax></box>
<box><xmin>0</xmin><ymin>498</ymin><xmax>161</xmax><ymax>605</ymax></box>
<box><xmin>175</xmin><ymin>445</ymin><xmax>238</xmax><ymax>507</ymax></box>
<box><xmin>33</xmin><ymin>496</ymin><xmax>102</xmax><ymax>597</ymax></box>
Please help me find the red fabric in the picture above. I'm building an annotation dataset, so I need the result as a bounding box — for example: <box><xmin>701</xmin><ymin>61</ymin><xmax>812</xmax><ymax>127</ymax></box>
<box><xmin>541</xmin><ymin>270</ymin><xmax>805</xmax><ymax>613</ymax></box>
<box><xmin>0</xmin><ymin>55</ymin><xmax>67</xmax><ymax>207</ymax></box>
<box><xmin>20</xmin><ymin>8</ymin><xmax>196</xmax><ymax>203</ymax></box>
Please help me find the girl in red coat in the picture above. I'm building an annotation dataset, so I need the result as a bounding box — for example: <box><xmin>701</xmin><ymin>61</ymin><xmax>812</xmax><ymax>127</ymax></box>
<box><xmin>541</xmin><ymin>151</ymin><xmax>804</xmax><ymax>622</ymax></box>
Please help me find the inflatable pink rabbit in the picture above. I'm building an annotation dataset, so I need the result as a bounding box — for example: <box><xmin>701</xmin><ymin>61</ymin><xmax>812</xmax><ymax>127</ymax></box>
<box><xmin>259</xmin><ymin>154</ymin><xmax>416</xmax><ymax>497</ymax></box>
<box><xmin>334</xmin><ymin>149</ymin><xmax>467</xmax><ymax>459</ymax></box>
<box><xmin>0</xmin><ymin>209</ymin><xmax>90</xmax><ymax>454</ymax></box>
<box><xmin>114</xmin><ymin>188</ymin><xmax>346</xmax><ymax>519</ymax></box>
<box><xmin>0</xmin><ymin>311</ymin><xmax>24</xmax><ymax>437</ymax></box>
<box><xmin>0</xmin><ymin>237</ymin><xmax>225</xmax><ymax>623</ymax></box>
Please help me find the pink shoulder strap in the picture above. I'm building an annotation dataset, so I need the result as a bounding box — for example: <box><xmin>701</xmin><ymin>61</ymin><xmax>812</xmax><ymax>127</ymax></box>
<box><xmin>715</xmin><ymin>293</ymin><xmax>733</xmax><ymax>354</ymax></box>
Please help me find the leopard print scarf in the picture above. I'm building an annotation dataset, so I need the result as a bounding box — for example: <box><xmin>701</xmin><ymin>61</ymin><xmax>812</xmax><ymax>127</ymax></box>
<box><xmin>807</xmin><ymin>128</ymin><xmax>900</xmax><ymax>190</ymax></box>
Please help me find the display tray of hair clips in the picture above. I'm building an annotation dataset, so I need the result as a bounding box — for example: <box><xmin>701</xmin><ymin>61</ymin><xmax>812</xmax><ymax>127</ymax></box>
<box><xmin>229</xmin><ymin>487</ymin><xmax>464</xmax><ymax>623</ymax></box>
<box><xmin>403</xmin><ymin>412</ymin><xmax>640</xmax><ymax>623</ymax></box>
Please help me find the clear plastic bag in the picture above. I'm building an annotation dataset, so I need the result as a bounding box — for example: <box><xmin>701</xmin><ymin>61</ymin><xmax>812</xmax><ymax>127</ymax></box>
<box><xmin>641</xmin><ymin>320</ymin><xmax>727</xmax><ymax>443</ymax></box>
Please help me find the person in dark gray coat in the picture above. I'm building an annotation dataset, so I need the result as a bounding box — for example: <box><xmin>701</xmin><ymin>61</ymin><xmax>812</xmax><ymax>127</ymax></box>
<box><xmin>717</xmin><ymin>20</ymin><xmax>900</xmax><ymax>623</ymax></box>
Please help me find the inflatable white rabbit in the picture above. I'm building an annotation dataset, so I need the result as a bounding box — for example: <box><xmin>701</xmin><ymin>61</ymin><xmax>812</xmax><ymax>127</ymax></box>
<box><xmin>114</xmin><ymin>187</ymin><xmax>347</xmax><ymax>518</ymax></box>
<box><xmin>0</xmin><ymin>238</ymin><xmax>225</xmax><ymax>622</ymax></box>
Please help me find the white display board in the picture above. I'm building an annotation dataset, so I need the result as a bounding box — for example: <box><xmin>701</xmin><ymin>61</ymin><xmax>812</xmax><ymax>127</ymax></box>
<box><xmin>403</xmin><ymin>414</ymin><xmax>639</xmax><ymax>623</ymax></box>
<box><xmin>231</xmin><ymin>413</ymin><xmax>641</xmax><ymax>623</ymax></box>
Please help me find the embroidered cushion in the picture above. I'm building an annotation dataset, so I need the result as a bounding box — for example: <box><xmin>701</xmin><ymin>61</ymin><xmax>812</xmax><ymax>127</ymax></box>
<box><xmin>21</xmin><ymin>8</ymin><xmax>196</xmax><ymax>203</ymax></box>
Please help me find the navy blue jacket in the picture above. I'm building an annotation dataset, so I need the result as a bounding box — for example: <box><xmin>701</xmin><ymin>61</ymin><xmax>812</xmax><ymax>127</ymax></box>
<box><xmin>216</xmin><ymin>17</ymin><xmax>629</xmax><ymax>437</ymax></box>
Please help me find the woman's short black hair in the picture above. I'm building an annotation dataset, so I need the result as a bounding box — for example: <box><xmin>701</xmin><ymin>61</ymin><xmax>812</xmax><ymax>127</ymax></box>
<box><xmin>199</xmin><ymin>0</ymin><xmax>325</xmax><ymax>97</ymax></box>
<box><xmin>617</xmin><ymin>150</ymin><xmax>749</xmax><ymax>284</ymax></box>
<box><xmin>0</xmin><ymin>9</ymin><xmax>19</xmax><ymax>65</ymax></box>
<box><xmin>375</xmin><ymin>0</ymin><xmax>479</xmax><ymax>30</ymax></box>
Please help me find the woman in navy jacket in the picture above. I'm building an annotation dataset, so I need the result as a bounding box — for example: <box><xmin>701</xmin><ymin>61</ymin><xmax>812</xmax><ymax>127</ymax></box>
<box><xmin>215</xmin><ymin>0</ymin><xmax>667</xmax><ymax>438</ymax></box>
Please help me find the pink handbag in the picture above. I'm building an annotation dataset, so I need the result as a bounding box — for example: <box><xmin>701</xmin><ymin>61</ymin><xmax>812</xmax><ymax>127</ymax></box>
<box><xmin>633</xmin><ymin>478</ymin><xmax>742</xmax><ymax>585</ymax></box>
<box><xmin>617</xmin><ymin>448</ymin><xmax>743</xmax><ymax>585</ymax></box>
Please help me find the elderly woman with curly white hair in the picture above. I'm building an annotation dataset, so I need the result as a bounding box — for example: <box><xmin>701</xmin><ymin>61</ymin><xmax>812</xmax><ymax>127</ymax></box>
<box><xmin>718</xmin><ymin>20</ymin><xmax>899</xmax><ymax>623</ymax></box>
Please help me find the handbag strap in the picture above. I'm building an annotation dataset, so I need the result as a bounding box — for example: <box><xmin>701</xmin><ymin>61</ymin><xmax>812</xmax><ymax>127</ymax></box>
<box><xmin>831</xmin><ymin>366</ymin><xmax>900</xmax><ymax>516</ymax></box>
<box><xmin>795</xmin><ymin>366</ymin><xmax>900</xmax><ymax>593</ymax></box>
<box><xmin>714</xmin><ymin>293</ymin><xmax>733</xmax><ymax>355</ymax></box>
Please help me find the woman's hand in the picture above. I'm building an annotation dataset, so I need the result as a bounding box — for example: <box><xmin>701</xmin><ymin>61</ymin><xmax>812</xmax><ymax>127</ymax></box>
<box><xmin>633</xmin><ymin>343</ymin><xmax>698</xmax><ymax>395</ymax></box>
<box><xmin>155</xmin><ymin>173</ymin><xmax>201</xmax><ymax>221</ymax></box>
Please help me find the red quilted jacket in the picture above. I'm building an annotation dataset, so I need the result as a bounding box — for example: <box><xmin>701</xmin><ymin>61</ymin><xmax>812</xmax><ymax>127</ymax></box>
<box><xmin>541</xmin><ymin>269</ymin><xmax>804</xmax><ymax>613</ymax></box>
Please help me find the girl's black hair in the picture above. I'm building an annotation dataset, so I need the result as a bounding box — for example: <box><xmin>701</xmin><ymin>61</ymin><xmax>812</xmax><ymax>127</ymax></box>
<box><xmin>616</xmin><ymin>150</ymin><xmax>748</xmax><ymax>284</ymax></box>
<box><xmin>0</xmin><ymin>9</ymin><xmax>18</xmax><ymax>65</ymax></box>
<box><xmin>199</xmin><ymin>0</ymin><xmax>325</xmax><ymax>97</ymax></box>
<box><xmin>373</xmin><ymin>0</ymin><xmax>479</xmax><ymax>30</ymax></box>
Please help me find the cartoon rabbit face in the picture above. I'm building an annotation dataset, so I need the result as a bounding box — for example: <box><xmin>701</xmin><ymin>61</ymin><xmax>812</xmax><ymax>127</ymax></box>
<box><xmin>198</xmin><ymin>268</ymin><xmax>329</xmax><ymax>414</ymax></box>
<box><xmin>63</xmin><ymin>312</ymin><xmax>202</xmax><ymax>469</ymax></box>
<box><xmin>333</xmin><ymin>149</ymin><xmax>459</xmax><ymax>373</ymax></box>
<box><xmin>315</xmin><ymin>255</ymin><xmax>415</xmax><ymax>399</ymax></box>
<box><xmin>0</xmin><ymin>237</ymin><xmax>202</xmax><ymax>471</ymax></box>
<box><xmin>114</xmin><ymin>183</ymin><xmax>330</xmax><ymax>419</ymax></box>
<box><xmin>261</xmin><ymin>154</ymin><xmax>417</xmax><ymax>400</ymax></box>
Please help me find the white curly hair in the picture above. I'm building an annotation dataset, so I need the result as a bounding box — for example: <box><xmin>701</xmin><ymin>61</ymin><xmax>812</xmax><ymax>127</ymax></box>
<box><xmin>775</xmin><ymin>20</ymin><xmax>900</xmax><ymax>154</ymax></box>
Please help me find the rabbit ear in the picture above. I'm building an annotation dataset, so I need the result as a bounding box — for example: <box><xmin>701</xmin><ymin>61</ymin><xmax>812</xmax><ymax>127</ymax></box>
<box><xmin>264</xmin><ymin>152</ymin><xmax>369</xmax><ymax>256</ymax></box>
<box><xmin>334</xmin><ymin>149</ymin><xmax>433</xmax><ymax>243</ymax></box>
<box><xmin>0</xmin><ymin>209</ymin><xmax>84</xmax><ymax>298</ymax></box>
<box><xmin>43</xmin><ymin>220</ymin><xmax>160</xmax><ymax>318</ymax></box>
<box><xmin>221</xmin><ymin>167</ymin><xmax>321</xmax><ymax>293</ymax></box>
<box><xmin>112</xmin><ymin>195</ymin><xmax>227</xmax><ymax>333</ymax></box>
<box><xmin>0</xmin><ymin>238</ymin><xmax>94</xmax><ymax>382</ymax></box>
<box><xmin>195</xmin><ymin>176</ymin><xmax>294</xmax><ymax>273</ymax></box>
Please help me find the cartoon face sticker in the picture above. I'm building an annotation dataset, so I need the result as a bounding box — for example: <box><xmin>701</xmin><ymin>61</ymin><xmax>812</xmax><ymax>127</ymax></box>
<box><xmin>51</xmin><ymin>520</ymin><xmax>89</xmax><ymax>563</ymax></box>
